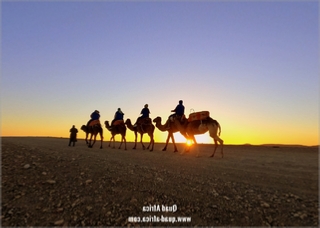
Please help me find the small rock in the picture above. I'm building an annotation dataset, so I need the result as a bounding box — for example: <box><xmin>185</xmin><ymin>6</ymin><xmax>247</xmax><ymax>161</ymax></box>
<box><xmin>23</xmin><ymin>164</ymin><xmax>30</xmax><ymax>169</ymax></box>
<box><xmin>130</xmin><ymin>198</ymin><xmax>138</xmax><ymax>204</ymax></box>
<box><xmin>223</xmin><ymin>196</ymin><xmax>230</xmax><ymax>200</ymax></box>
<box><xmin>156</xmin><ymin>177</ymin><xmax>163</xmax><ymax>182</ymax></box>
<box><xmin>54</xmin><ymin>219</ymin><xmax>64</xmax><ymax>225</ymax></box>
<box><xmin>46</xmin><ymin>180</ymin><xmax>56</xmax><ymax>184</ymax></box>
<box><xmin>85</xmin><ymin>179</ymin><xmax>92</xmax><ymax>184</ymax></box>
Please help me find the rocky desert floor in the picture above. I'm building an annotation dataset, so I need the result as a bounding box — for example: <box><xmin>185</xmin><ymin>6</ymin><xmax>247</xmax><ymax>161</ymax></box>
<box><xmin>1</xmin><ymin>137</ymin><xmax>319</xmax><ymax>227</ymax></box>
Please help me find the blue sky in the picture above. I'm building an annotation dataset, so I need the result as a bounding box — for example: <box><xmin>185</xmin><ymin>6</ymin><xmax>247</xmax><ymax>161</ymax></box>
<box><xmin>1</xmin><ymin>1</ymin><xmax>318</xmax><ymax>145</ymax></box>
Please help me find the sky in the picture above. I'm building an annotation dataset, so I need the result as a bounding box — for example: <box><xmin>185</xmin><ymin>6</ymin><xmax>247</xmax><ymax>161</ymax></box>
<box><xmin>1</xmin><ymin>1</ymin><xmax>319</xmax><ymax>146</ymax></box>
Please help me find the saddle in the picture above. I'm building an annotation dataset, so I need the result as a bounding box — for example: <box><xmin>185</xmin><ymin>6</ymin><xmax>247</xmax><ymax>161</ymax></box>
<box><xmin>113</xmin><ymin>120</ymin><xmax>124</xmax><ymax>126</ymax></box>
<box><xmin>89</xmin><ymin>119</ymin><xmax>101</xmax><ymax>127</ymax></box>
<box><xmin>138</xmin><ymin>117</ymin><xmax>151</xmax><ymax>125</ymax></box>
<box><xmin>169</xmin><ymin>114</ymin><xmax>186</xmax><ymax>123</ymax></box>
<box><xmin>136</xmin><ymin>118</ymin><xmax>151</xmax><ymax>132</ymax></box>
<box><xmin>188</xmin><ymin>111</ymin><xmax>210</xmax><ymax>122</ymax></box>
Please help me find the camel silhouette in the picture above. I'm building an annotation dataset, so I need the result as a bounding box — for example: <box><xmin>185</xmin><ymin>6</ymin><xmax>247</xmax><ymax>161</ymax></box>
<box><xmin>81</xmin><ymin>124</ymin><xmax>103</xmax><ymax>149</ymax></box>
<box><xmin>104</xmin><ymin>120</ymin><xmax>127</xmax><ymax>150</ymax></box>
<box><xmin>153</xmin><ymin>116</ymin><xmax>179</xmax><ymax>152</ymax></box>
<box><xmin>174</xmin><ymin>117</ymin><xmax>223</xmax><ymax>157</ymax></box>
<box><xmin>125</xmin><ymin>118</ymin><xmax>155</xmax><ymax>151</ymax></box>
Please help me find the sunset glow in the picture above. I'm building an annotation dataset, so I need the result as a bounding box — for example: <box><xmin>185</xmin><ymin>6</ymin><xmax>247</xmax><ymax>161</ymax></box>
<box><xmin>1</xmin><ymin>2</ymin><xmax>318</xmax><ymax>146</ymax></box>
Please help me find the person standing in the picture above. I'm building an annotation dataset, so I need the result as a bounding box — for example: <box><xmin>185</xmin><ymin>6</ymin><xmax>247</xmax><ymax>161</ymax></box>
<box><xmin>69</xmin><ymin>125</ymin><xmax>78</xmax><ymax>146</ymax></box>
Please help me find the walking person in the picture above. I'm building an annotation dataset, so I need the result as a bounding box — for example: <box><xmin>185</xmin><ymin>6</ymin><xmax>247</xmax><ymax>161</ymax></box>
<box><xmin>69</xmin><ymin>125</ymin><xmax>78</xmax><ymax>146</ymax></box>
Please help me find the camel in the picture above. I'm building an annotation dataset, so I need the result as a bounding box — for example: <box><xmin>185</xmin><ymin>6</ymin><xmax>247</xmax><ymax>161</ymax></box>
<box><xmin>125</xmin><ymin>118</ymin><xmax>155</xmax><ymax>151</ymax></box>
<box><xmin>174</xmin><ymin>117</ymin><xmax>223</xmax><ymax>158</ymax></box>
<box><xmin>153</xmin><ymin>116</ymin><xmax>179</xmax><ymax>152</ymax></box>
<box><xmin>80</xmin><ymin>124</ymin><xmax>103</xmax><ymax>149</ymax></box>
<box><xmin>104</xmin><ymin>120</ymin><xmax>127</xmax><ymax>150</ymax></box>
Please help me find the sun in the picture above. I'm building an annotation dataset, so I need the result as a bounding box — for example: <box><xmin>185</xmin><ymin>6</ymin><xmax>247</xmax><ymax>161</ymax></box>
<box><xmin>186</xmin><ymin>139</ymin><xmax>193</xmax><ymax>146</ymax></box>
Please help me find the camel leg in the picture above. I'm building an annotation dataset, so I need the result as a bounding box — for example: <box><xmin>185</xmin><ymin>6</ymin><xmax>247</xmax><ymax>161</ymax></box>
<box><xmin>150</xmin><ymin>138</ymin><xmax>154</xmax><ymax>151</ymax></box>
<box><xmin>146</xmin><ymin>132</ymin><xmax>153</xmax><ymax>151</ymax></box>
<box><xmin>113</xmin><ymin>135</ymin><xmax>117</xmax><ymax>149</ymax></box>
<box><xmin>170</xmin><ymin>133</ymin><xmax>178</xmax><ymax>153</ymax></box>
<box><xmin>91</xmin><ymin>134</ymin><xmax>97</xmax><ymax>148</ymax></box>
<box><xmin>147</xmin><ymin>133</ymin><xmax>154</xmax><ymax>152</ymax></box>
<box><xmin>210</xmin><ymin>136</ymin><xmax>224</xmax><ymax>158</ymax></box>
<box><xmin>109</xmin><ymin>136</ymin><xmax>113</xmax><ymax>148</ymax></box>
<box><xmin>181</xmin><ymin>142</ymin><xmax>189</xmax><ymax>154</ymax></box>
<box><xmin>192</xmin><ymin>136</ymin><xmax>200</xmax><ymax>158</ymax></box>
<box><xmin>100</xmin><ymin>132</ymin><xmax>103</xmax><ymax>149</ymax></box>
<box><xmin>183</xmin><ymin>135</ymin><xmax>191</xmax><ymax>152</ymax></box>
<box><xmin>119</xmin><ymin>136</ymin><xmax>127</xmax><ymax>150</ymax></box>
<box><xmin>218</xmin><ymin>137</ymin><xmax>224</xmax><ymax>158</ymax></box>
<box><xmin>162</xmin><ymin>134</ymin><xmax>170</xmax><ymax>151</ymax></box>
<box><xmin>124</xmin><ymin>136</ymin><xmax>127</xmax><ymax>150</ymax></box>
<box><xmin>147</xmin><ymin>134</ymin><xmax>152</xmax><ymax>150</ymax></box>
<box><xmin>140</xmin><ymin>133</ymin><xmax>146</xmax><ymax>150</ymax></box>
<box><xmin>210</xmin><ymin>139</ymin><xmax>218</xmax><ymax>158</ymax></box>
<box><xmin>85</xmin><ymin>133</ymin><xmax>89</xmax><ymax>145</ymax></box>
<box><xmin>118</xmin><ymin>136</ymin><xmax>123</xmax><ymax>149</ymax></box>
<box><xmin>114</xmin><ymin>135</ymin><xmax>118</xmax><ymax>149</ymax></box>
<box><xmin>133</xmin><ymin>132</ymin><xmax>137</xmax><ymax>149</ymax></box>
<box><xmin>110</xmin><ymin>136</ymin><xmax>116</xmax><ymax>149</ymax></box>
<box><xmin>88</xmin><ymin>134</ymin><xmax>94</xmax><ymax>148</ymax></box>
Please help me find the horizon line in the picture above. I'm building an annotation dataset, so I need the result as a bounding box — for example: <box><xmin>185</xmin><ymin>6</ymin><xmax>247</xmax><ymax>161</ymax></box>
<box><xmin>1</xmin><ymin>136</ymin><xmax>318</xmax><ymax>148</ymax></box>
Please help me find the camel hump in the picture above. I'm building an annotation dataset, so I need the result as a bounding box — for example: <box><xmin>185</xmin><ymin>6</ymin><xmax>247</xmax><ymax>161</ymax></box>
<box><xmin>188</xmin><ymin>111</ymin><xmax>210</xmax><ymax>122</ymax></box>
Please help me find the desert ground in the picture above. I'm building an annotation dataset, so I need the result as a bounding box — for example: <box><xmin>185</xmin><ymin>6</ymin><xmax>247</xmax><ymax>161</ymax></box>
<box><xmin>1</xmin><ymin>137</ymin><xmax>318</xmax><ymax>226</ymax></box>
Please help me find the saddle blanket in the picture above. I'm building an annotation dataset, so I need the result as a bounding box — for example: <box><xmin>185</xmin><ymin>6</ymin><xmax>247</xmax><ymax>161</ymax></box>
<box><xmin>113</xmin><ymin>120</ymin><xmax>124</xmax><ymax>126</ymax></box>
<box><xmin>89</xmin><ymin>119</ymin><xmax>100</xmax><ymax>126</ymax></box>
<box><xmin>139</xmin><ymin>118</ymin><xmax>151</xmax><ymax>125</ymax></box>
<box><xmin>188</xmin><ymin>111</ymin><xmax>210</xmax><ymax>122</ymax></box>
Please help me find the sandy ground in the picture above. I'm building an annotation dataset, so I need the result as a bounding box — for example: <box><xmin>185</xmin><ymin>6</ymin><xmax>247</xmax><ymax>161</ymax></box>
<box><xmin>1</xmin><ymin>137</ymin><xmax>318</xmax><ymax>226</ymax></box>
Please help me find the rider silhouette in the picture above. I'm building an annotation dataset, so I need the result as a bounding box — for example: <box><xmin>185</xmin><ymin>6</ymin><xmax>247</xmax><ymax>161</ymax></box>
<box><xmin>87</xmin><ymin>110</ymin><xmax>100</xmax><ymax>127</ymax></box>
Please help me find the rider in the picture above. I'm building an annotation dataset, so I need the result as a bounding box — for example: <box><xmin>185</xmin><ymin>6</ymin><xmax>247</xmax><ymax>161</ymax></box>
<box><xmin>171</xmin><ymin>100</ymin><xmax>185</xmax><ymax>119</ymax></box>
<box><xmin>134</xmin><ymin>104</ymin><xmax>150</xmax><ymax>127</ymax></box>
<box><xmin>87</xmin><ymin>110</ymin><xmax>100</xmax><ymax>127</ymax></box>
<box><xmin>111</xmin><ymin>108</ymin><xmax>125</xmax><ymax>127</ymax></box>
<box><xmin>167</xmin><ymin>100</ymin><xmax>185</xmax><ymax>129</ymax></box>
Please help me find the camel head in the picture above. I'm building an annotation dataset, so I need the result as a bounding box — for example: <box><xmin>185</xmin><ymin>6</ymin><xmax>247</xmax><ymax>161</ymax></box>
<box><xmin>124</xmin><ymin>118</ymin><xmax>131</xmax><ymax>125</ymax></box>
<box><xmin>152</xmin><ymin>116</ymin><xmax>161</xmax><ymax>124</ymax></box>
<box><xmin>80</xmin><ymin>125</ymin><xmax>87</xmax><ymax>132</ymax></box>
<box><xmin>104</xmin><ymin>120</ymin><xmax>110</xmax><ymax>128</ymax></box>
